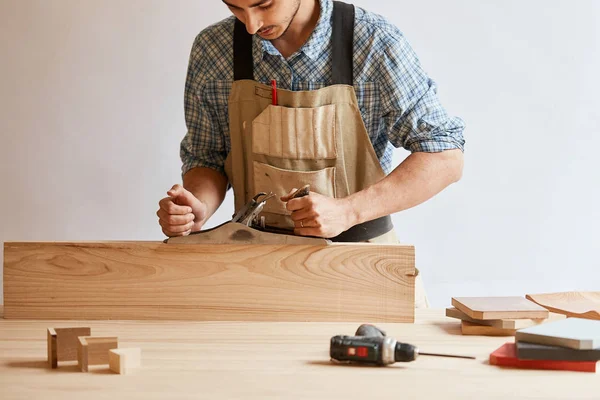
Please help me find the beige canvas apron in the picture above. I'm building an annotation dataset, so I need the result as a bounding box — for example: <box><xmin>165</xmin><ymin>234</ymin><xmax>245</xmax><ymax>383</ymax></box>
<box><xmin>223</xmin><ymin>2</ymin><xmax>428</xmax><ymax>307</ymax></box>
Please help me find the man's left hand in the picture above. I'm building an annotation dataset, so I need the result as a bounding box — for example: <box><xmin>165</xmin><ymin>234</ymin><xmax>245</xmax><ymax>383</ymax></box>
<box><xmin>281</xmin><ymin>190</ymin><xmax>356</xmax><ymax>238</ymax></box>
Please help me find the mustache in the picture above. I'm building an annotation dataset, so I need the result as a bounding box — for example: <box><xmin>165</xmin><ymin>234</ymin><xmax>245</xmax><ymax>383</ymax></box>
<box><xmin>258</xmin><ymin>26</ymin><xmax>276</xmax><ymax>33</ymax></box>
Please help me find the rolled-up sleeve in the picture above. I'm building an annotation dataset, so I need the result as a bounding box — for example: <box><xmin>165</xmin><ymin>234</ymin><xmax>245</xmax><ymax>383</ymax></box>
<box><xmin>180</xmin><ymin>36</ymin><xmax>228</xmax><ymax>177</ymax></box>
<box><xmin>378</xmin><ymin>31</ymin><xmax>466</xmax><ymax>153</ymax></box>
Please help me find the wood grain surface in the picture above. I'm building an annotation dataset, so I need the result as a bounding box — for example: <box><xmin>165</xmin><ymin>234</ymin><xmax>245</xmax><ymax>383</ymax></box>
<box><xmin>3</xmin><ymin>241</ymin><xmax>416</xmax><ymax>322</ymax></box>
<box><xmin>1</xmin><ymin>309</ymin><xmax>598</xmax><ymax>400</ymax></box>
<box><xmin>526</xmin><ymin>292</ymin><xmax>600</xmax><ymax>320</ymax></box>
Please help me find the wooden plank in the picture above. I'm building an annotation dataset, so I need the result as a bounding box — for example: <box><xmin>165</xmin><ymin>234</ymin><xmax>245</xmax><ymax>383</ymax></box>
<box><xmin>526</xmin><ymin>292</ymin><xmax>600</xmax><ymax>320</ymax></box>
<box><xmin>460</xmin><ymin>320</ymin><xmax>515</xmax><ymax>336</ymax></box>
<box><xmin>451</xmin><ymin>297</ymin><xmax>549</xmax><ymax>320</ymax></box>
<box><xmin>446</xmin><ymin>307</ymin><xmax>565</xmax><ymax>330</ymax></box>
<box><xmin>3</xmin><ymin>241</ymin><xmax>416</xmax><ymax>322</ymax></box>
<box><xmin>515</xmin><ymin>318</ymin><xmax>600</xmax><ymax>350</ymax></box>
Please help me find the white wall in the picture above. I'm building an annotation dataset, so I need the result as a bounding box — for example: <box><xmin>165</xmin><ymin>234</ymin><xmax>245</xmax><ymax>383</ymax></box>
<box><xmin>1</xmin><ymin>0</ymin><xmax>598</xmax><ymax>307</ymax></box>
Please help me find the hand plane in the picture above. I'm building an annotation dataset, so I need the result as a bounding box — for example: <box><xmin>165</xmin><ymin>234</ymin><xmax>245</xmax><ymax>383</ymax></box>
<box><xmin>165</xmin><ymin>185</ymin><xmax>330</xmax><ymax>245</ymax></box>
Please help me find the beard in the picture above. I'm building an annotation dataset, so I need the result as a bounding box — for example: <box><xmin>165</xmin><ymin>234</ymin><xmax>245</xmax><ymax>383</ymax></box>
<box><xmin>272</xmin><ymin>0</ymin><xmax>302</xmax><ymax>40</ymax></box>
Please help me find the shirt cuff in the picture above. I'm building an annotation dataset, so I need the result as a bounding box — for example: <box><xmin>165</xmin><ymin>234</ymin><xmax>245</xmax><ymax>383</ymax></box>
<box><xmin>406</xmin><ymin>137</ymin><xmax>465</xmax><ymax>153</ymax></box>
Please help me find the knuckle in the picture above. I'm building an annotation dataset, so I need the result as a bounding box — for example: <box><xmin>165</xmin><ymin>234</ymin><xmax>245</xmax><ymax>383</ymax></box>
<box><xmin>168</xmin><ymin>225</ymin><xmax>182</xmax><ymax>234</ymax></box>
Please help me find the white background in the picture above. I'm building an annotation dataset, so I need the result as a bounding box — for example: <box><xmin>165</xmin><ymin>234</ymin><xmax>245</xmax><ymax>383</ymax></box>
<box><xmin>1</xmin><ymin>0</ymin><xmax>598</xmax><ymax>307</ymax></box>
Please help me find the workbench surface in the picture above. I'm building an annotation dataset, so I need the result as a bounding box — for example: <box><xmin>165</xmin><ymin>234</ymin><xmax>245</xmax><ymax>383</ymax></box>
<box><xmin>1</xmin><ymin>308</ymin><xmax>597</xmax><ymax>399</ymax></box>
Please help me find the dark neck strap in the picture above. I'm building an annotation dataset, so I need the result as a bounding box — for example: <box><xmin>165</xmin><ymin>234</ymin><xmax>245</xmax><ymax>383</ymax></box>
<box><xmin>330</xmin><ymin>1</ymin><xmax>354</xmax><ymax>85</ymax></box>
<box><xmin>233</xmin><ymin>17</ymin><xmax>254</xmax><ymax>81</ymax></box>
<box><xmin>233</xmin><ymin>1</ymin><xmax>354</xmax><ymax>85</ymax></box>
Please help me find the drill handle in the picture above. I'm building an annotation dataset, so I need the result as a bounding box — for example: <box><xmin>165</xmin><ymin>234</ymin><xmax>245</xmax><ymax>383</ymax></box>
<box><xmin>355</xmin><ymin>324</ymin><xmax>386</xmax><ymax>337</ymax></box>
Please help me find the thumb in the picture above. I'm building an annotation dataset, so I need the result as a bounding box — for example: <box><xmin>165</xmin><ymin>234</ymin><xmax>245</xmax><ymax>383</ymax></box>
<box><xmin>167</xmin><ymin>184</ymin><xmax>198</xmax><ymax>207</ymax></box>
<box><xmin>280</xmin><ymin>187</ymin><xmax>298</xmax><ymax>202</ymax></box>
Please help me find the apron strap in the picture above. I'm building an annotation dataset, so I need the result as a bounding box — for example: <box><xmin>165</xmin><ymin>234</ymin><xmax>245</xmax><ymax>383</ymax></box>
<box><xmin>331</xmin><ymin>1</ymin><xmax>354</xmax><ymax>85</ymax></box>
<box><xmin>233</xmin><ymin>18</ymin><xmax>254</xmax><ymax>81</ymax></box>
<box><xmin>233</xmin><ymin>1</ymin><xmax>354</xmax><ymax>84</ymax></box>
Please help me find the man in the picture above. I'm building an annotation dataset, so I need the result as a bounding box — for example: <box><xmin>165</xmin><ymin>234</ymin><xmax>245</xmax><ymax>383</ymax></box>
<box><xmin>157</xmin><ymin>0</ymin><xmax>465</xmax><ymax>307</ymax></box>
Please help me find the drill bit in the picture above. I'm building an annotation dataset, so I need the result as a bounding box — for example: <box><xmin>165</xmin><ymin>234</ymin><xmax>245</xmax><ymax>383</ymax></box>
<box><xmin>418</xmin><ymin>351</ymin><xmax>476</xmax><ymax>360</ymax></box>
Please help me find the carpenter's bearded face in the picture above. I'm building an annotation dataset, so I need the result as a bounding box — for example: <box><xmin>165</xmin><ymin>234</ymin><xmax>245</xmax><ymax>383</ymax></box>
<box><xmin>222</xmin><ymin>0</ymin><xmax>302</xmax><ymax>39</ymax></box>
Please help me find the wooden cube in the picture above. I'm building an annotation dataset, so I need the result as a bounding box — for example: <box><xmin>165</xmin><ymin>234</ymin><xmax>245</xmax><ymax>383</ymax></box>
<box><xmin>77</xmin><ymin>336</ymin><xmax>118</xmax><ymax>372</ymax></box>
<box><xmin>109</xmin><ymin>348</ymin><xmax>141</xmax><ymax>374</ymax></box>
<box><xmin>47</xmin><ymin>327</ymin><xmax>91</xmax><ymax>368</ymax></box>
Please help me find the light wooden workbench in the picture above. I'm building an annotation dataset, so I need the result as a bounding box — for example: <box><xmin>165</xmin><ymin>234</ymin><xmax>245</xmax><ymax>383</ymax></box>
<box><xmin>0</xmin><ymin>307</ymin><xmax>597</xmax><ymax>400</ymax></box>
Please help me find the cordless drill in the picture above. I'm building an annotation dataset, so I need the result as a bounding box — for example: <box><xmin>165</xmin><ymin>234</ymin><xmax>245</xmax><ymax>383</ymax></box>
<box><xmin>330</xmin><ymin>324</ymin><xmax>474</xmax><ymax>366</ymax></box>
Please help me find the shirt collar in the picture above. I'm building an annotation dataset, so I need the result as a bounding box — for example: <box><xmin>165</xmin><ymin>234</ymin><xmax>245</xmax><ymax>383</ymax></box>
<box><xmin>253</xmin><ymin>0</ymin><xmax>333</xmax><ymax>64</ymax></box>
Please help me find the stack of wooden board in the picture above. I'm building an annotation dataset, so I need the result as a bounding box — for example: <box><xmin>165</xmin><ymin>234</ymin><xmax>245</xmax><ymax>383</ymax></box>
<box><xmin>446</xmin><ymin>296</ymin><xmax>563</xmax><ymax>336</ymax></box>
<box><xmin>490</xmin><ymin>317</ymin><xmax>600</xmax><ymax>372</ymax></box>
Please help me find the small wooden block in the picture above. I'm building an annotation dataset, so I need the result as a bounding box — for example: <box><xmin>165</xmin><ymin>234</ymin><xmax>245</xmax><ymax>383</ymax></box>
<box><xmin>77</xmin><ymin>336</ymin><xmax>118</xmax><ymax>372</ymax></box>
<box><xmin>446</xmin><ymin>307</ymin><xmax>565</xmax><ymax>330</ymax></box>
<box><xmin>452</xmin><ymin>296</ymin><xmax>549</xmax><ymax>320</ymax></box>
<box><xmin>109</xmin><ymin>348</ymin><xmax>141</xmax><ymax>374</ymax></box>
<box><xmin>47</xmin><ymin>327</ymin><xmax>91</xmax><ymax>369</ymax></box>
<box><xmin>461</xmin><ymin>320</ymin><xmax>515</xmax><ymax>336</ymax></box>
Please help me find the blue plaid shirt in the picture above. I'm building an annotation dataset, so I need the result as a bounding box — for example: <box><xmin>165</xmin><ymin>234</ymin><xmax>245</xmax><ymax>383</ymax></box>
<box><xmin>181</xmin><ymin>0</ymin><xmax>465</xmax><ymax>177</ymax></box>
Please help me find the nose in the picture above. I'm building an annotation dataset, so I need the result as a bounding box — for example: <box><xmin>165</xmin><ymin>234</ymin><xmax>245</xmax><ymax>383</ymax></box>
<box><xmin>244</xmin><ymin>11</ymin><xmax>263</xmax><ymax>35</ymax></box>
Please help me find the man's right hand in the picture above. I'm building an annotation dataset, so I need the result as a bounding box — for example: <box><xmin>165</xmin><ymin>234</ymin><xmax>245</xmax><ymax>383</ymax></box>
<box><xmin>157</xmin><ymin>184</ymin><xmax>208</xmax><ymax>237</ymax></box>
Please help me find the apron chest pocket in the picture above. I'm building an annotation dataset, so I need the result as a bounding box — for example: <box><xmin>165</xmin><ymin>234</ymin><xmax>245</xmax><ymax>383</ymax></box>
<box><xmin>252</xmin><ymin>104</ymin><xmax>337</xmax><ymax>160</ymax></box>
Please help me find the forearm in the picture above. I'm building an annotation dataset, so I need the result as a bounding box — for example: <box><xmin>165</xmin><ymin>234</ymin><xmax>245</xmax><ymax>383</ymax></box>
<box><xmin>346</xmin><ymin>149</ymin><xmax>464</xmax><ymax>225</ymax></box>
<box><xmin>183</xmin><ymin>167</ymin><xmax>228</xmax><ymax>220</ymax></box>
